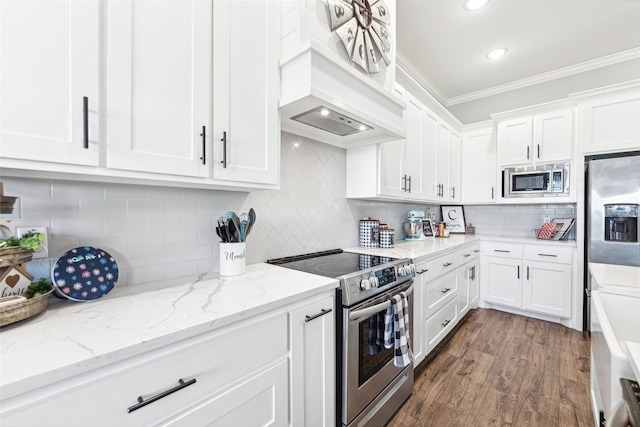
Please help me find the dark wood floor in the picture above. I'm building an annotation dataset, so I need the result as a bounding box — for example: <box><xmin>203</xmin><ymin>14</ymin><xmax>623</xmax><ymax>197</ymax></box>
<box><xmin>387</xmin><ymin>308</ymin><xmax>593</xmax><ymax>427</ymax></box>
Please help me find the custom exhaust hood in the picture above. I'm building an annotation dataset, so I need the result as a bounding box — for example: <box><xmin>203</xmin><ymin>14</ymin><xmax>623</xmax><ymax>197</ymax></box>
<box><xmin>280</xmin><ymin>43</ymin><xmax>405</xmax><ymax>148</ymax></box>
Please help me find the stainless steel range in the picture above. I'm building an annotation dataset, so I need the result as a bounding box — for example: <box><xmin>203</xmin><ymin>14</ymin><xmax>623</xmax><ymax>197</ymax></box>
<box><xmin>267</xmin><ymin>249</ymin><xmax>416</xmax><ymax>427</ymax></box>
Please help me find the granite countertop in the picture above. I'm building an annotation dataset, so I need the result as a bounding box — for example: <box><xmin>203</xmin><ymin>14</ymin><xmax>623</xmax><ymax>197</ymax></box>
<box><xmin>590</xmin><ymin>262</ymin><xmax>640</xmax><ymax>382</ymax></box>
<box><xmin>0</xmin><ymin>263</ymin><xmax>338</xmax><ymax>401</ymax></box>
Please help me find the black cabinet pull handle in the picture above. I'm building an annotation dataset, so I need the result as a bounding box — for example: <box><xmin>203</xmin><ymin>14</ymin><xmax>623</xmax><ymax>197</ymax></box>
<box><xmin>491</xmin><ymin>186</ymin><xmax>494</xmax><ymax>199</ymax></box>
<box><xmin>494</xmin><ymin>249</ymin><xmax>510</xmax><ymax>253</ymax></box>
<box><xmin>407</xmin><ymin>176</ymin><xmax>412</xmax><ymax>193</ymax></box>
<box><xmin>305</xmin><ymin>308</ymin><xmax>332</xmax><ymax>323</ymax></box>
<box><xmin>443</xmin><ymin>262</ymin><xmax>453</xmax><ymax>267</ymax></box>
<box><xmin>440</xmin><ymin>287</ymin><xmax>451</xmax><ymax>294</ymax></box>
<box><xmin>128</xmin><ymin>378</ymin><xmax>196</xmax><ymax>413</ymax></box>
<box><xmin>220</xmin><ymin>131</ymin><xmax>227</xmax><ymax>168</ymax></box>
<box><xmin>441</xmin><ymin>319</ymin><xmax>451</xmax><ymax>328</ymax></box>
<box><xmin>537</xmin><ymin>144</ymin><xmax>540</xmax><ymax>158</ymax></box>
<box><xmin>527</xmin><ymin>146</ymin><xmax>530</xmax><ymax>159</ymax></box>
<box><xmin>517</xmin><ymin>265</ymin><xmax>520</xmax><ymax>279</ymax></box>
<box><xmin>451</xmin><ymin>186</ymin><xmax>455</xmax><ymax>198</ymax></box>
<box><xmin>463</xmin><ymin>253</ymin><xmax>471</xmax><ymax>258</ymax></box>
<box><xmin>537</xmin><ymin>253</ymin><xmax>557</xmax><ymax>257</ymax></box>
<box><xmin>527</xmin><ymin>266</ymin><xmax>530</xmax><ymax>280</ymax></box>
<box><xmin>200</xmin><ymin>126</ymin><xmax>206</xmax><ymax>165</ymax></box>
<box><xmin>83</xmin><ymin>96</ymin><xmax>89</xmax><ymax>149</ymax></box>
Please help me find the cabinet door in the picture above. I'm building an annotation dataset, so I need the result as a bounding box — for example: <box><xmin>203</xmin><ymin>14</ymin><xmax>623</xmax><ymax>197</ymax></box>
<box><xmin>161</xmin><ymin>360</ymin><xmax>289</xmax><ymax>427</ymax></box>
<box><xmin>461</xmin><ymin>128</ymin><xmax>497</xmax><ymax>203</ymax></box>
<box><xmin>468</xmin><ymin>260</ymin><xmax>480</xmax><ymax>307</ymax></box>
<box><xmin>403</xmin><ymin>93</ymin><xmax>428</xmax><ymax>200</ymax></box>
<box><xmin>448</xmin><ymin>131</ymin><xmax>461</xmax><ymax>202</ymax></box>
<box><xmin>212</xmin><ymin>0</ymin><xmax>279</xmax><ymax>185</ymax></box>
<box><xmin>458</xmin><ymin>265</ymin><xmax>470</xmax><ymax>317</ymax></box>
<box><xmin>106</xmin><ymin>0</ymin><xmax>211</xmax><ymax>177</ymax></box>
<box><xmin>497</xmin><ymin>117</ymin><xmax>532</xmax><ymax>166</ymax></box>
<box><xmin>533</xmin><ymin>110</ymin><xmax>573</xmax><ymax>162</ymax></box>
<box><xmin>421</xmin><ymin>110</ymin><xmax>440</xmax><ymax>200</ymax></box>
<box><xmin>412</xmin><ymin>266</ymin><xmax>428</xmax><ymax>366</ymax></box>
<box><xmin>290</xmin><ymin>296</ymin><xmax>335</xmax><ymax>427</ymax></box>
<box><xmin>523</xmin><ymin>261</ymin><xmax>571</xmax><ymax>318</ymax></box>
<box><xmin>482</xmin><ymin>256</ymin><xmax>522</xmax><ymax>308</ymax></box>
<box><xmin>379</xmin><ymin>139</ymin><xmax>405</xmax><ymax>198</ymax></box>
<box><xmin>436</xmin><ymin>123</ymin><xmax>450</xmax><ymax>199</ymax></box>
<box><xmin>0</xmin><ymin>0</ymin><xmax>99</xmax><ymax>166</ymax></box>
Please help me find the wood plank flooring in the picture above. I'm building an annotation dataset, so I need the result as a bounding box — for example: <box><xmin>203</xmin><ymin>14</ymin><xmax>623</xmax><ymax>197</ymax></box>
<box><xmin>387</xmin><ymin>308</ymin><xmax>593</xmax><ymax>427</ymax></box>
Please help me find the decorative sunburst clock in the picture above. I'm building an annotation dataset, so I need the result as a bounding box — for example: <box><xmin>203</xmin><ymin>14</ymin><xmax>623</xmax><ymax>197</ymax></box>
<box><xmin>327</xmin><ymin>0</ymin><xmax>392</xmax><ymax>74</ymax></box>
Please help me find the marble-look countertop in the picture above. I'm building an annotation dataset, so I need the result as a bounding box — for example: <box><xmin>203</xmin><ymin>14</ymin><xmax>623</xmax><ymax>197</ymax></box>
<box><xmin>0</xmin><ymin>263</ymin><xmax>338</xmax><ymax>401</ymax></box>
<box><xmin>589</xmin><ymin>262</ymin><xmax>640</xmax><ymax>298</ymax></box>
<box><xmin>590</xmin><ymin>262</ymin><xmax>640</xmax><ymax>382</ymax></box>
<box><xmin>345</xmin><ymin>234</ymin><xmax>576</xmax><ymax>261</ymax></box>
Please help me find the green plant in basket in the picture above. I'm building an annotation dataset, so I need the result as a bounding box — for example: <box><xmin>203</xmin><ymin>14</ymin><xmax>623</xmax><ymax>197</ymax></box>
<box><xmin>0</xmin><ymin>230</ymin><xmax>45</xmax><ymax>250</ymax></box>
<box><xmin>27</xmin><ymin>278</ymin><xmax>51</xmax><ymax>298</ymax></box>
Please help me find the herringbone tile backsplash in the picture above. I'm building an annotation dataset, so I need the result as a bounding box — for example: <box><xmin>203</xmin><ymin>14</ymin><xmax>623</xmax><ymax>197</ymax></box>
<box><xmin>0</xmin><ymin>133</ymin><xmax>575</xmax><ymax>286</ymax></box>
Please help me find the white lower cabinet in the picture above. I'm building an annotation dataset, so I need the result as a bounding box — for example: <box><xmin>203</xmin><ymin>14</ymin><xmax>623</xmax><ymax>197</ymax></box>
<box><xmin>0</xmin><ymin>293</ymin><xmax>335</xmax><ymax>427</ymax></box>
<box><xmin>481</xmin><ymin>241</ymin><xmax>573</xmax><ymax>319</ymax></box>
<box><xmin>425</xmin><ymin>298</ymin><xmax>459</xmax><ymax>353</ymax></box>
<box><xmin>413</xmin><ymin>242</ymin><xmax>479</xmax><ymax>366</ymax></box>
<box><xmin>289</xmin><ymin>295</ymin><xmax>335</xmax><ymax>427</ymax></box>
<box><xmin>160</xmin><ymin>360</ymin><xmax>289</xmax><ymax>427</ymax></box>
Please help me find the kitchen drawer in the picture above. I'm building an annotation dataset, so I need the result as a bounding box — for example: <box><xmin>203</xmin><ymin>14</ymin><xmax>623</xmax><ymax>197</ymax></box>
<box><xmin>425</xmin><ymin>298</ymin><xmax>458</xmax><ymax>353</ymax></box>
<box><xmin>458</xmin><ymin>243</ymin><xmax>480</xmax><ymax>264</ymax></box>
<box><xmin>2</xmin><ymin>312</ymin><xmax>289</xmax><ymax>426</ymax></box>
<box><xmin>482</xmin><ymin>241</ymin><xmax>523</xmax><ymax>259</ymax></box>
<box><xmin>425</xmin><ymin>270</ymin><xmax>458</xmax><ymax>318</ymax></box>
<box><xmin>424</xmin><ymin>251</ymin><xmax>458</xmax><ymax>280</ymax></box>
<box><xmin>524</xmin><ymin>244</ymin><xmax>572</xmax><ymax>264</ymax></box>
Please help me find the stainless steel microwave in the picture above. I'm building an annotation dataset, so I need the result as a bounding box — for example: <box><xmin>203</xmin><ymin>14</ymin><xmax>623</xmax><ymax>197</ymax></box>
<box><xmin>502</xmin><ymin>163</ymin><xmax>569</xmax><ymax>198</ymax></box>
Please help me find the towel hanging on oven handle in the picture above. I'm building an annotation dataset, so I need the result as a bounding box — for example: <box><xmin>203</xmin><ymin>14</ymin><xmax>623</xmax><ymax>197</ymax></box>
<box><xmin>348</xmin><ymin>285</ymin><xmax>414</xmax><ymax>322</ymax></box>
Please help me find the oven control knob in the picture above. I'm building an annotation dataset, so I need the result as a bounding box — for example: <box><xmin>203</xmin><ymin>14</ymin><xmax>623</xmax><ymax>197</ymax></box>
<box><xmin>409</xmin><ymin>263</ymin><xmax>416</xmax><ymax>273</ymax></box>
<box><xmin>370</xmin><ymin>276</ymin><xmax>379</xmax><ymax>287</ymax></box>
<box><xmin>360</xmin><ymin>278</ymin><xmax>371</xmax><ymax>290</ymax></box>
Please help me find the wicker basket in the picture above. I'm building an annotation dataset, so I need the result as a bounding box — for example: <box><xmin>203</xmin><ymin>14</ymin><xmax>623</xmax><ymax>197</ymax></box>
<box><xmin>0</xmin><ymin>288</ymin><xmax>53</xmax><ymax>327</ymax></box>
<box><xmin>0</xmin><ymin>246</ymin><xmax>34</xmax><ymax>267</ymax></box>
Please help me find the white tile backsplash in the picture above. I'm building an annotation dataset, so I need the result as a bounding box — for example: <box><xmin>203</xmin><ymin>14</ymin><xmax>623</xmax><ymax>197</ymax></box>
<box><xmin>0</xmin><ymin>132</ymin><xmax>577</xmax><ymax>288</ymax></box>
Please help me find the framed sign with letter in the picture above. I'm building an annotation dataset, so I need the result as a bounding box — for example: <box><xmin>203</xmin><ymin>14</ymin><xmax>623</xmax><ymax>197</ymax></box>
<box><xmin>440</xmin><ymin>205</ymin><xmax>467</xmax><ymax>234</ymax></box>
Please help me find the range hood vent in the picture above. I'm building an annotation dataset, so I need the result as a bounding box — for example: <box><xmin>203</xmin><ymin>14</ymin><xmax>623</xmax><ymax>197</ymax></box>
<box><xmin>280</xmin><ymin>43</ymin><xmax>405</xmax><ymax>148</ymax></box>
<box><xmin>290</xmin><ymin>106</ymin><xmax>373</xmax><ymax>136</ymax></box>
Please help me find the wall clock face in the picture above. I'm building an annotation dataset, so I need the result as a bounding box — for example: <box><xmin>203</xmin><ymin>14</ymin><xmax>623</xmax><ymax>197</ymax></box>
<box><xmin>327</xmin><ymin>0</ymin><xmax>392</xmax><ymax>74</ymax></box>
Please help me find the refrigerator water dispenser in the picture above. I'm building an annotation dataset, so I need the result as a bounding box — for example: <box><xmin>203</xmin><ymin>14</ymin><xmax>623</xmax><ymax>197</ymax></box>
<box><xmin>604</xmin><ymin>204</ymin><xmax>638</xmax><ymax>243</ymax></box>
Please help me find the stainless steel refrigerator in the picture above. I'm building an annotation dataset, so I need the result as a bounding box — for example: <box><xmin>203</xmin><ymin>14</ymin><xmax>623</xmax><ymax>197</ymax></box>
<box><xmin>584</xmin><ymin>153</ymin><xmax>640</xmax><ymax>329</ymax></box>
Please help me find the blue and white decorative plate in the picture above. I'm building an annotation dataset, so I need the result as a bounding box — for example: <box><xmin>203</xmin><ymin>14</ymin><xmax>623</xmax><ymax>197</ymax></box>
<box><xmin>52</xmin><ymin>246</ymin><xmax>119</xmax><ymax>301</ymax></box>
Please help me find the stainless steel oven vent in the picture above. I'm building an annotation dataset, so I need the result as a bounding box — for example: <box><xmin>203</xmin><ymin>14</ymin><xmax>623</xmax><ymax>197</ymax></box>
<box><xmin>290</xmin><ymin>106</ymin><xmax>372</xmax><ymax>136</ymax></box>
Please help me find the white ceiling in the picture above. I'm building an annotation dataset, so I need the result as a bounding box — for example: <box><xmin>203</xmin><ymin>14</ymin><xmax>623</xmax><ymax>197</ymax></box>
<box><xmin>395</xmin><ymin>0</ymin><xmax>640</xmax><ymax>124</ymax></box>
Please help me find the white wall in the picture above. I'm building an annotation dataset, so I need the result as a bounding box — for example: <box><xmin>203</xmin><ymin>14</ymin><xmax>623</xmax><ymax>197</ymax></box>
<box><xmin>0</xmin><ymin>132</ymin><xmax>575</xmax><ymax>287</ymax></box>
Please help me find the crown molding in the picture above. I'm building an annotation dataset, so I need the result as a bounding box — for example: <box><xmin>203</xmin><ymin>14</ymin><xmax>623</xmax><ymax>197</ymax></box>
<box><xmin>447</xmin><ymin>47</ymin><xmax>640</xmax><ymax>106</ymax></box>
<box><xmin>395</xmin><ymin>50</ymin><xmax>448</xmax><ymax>106</ymax></box>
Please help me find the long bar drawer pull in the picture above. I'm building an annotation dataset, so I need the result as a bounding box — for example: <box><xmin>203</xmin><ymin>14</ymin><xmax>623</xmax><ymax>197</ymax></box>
<box><xmin>494</xmin><ymin>250</ymin><xmax>510</xmax><ymax>253</ymax></box>
<box><xmin>305</xmin><ymin>308</ymin><xmax>332</xmax><ymax>323</ymax></box>
<box><xmin>83</xmin><ymin>96</ymin><xmax>89</xmax><ymax>149</ymax></box>
<box><xmin>128</xmin><ymin>378</ymin><xmax>196</xmax><ymax>413</ymax></box>
<box><xmin>537</xmin><ymin>253</ymin><xmax>557</xmax><ymax>257</ymax></box>
<box><xmin>462</xmin><ymin>253</ymin><xmax>471</xmax><ymax>258</ymax></box>
<box><xmin>441</xmin><ymin>319</ymin><xmax>451</xmax><ymax>328</ymax></box>
<box><xmin>440</xmin><ymin>287</ymin><xmax>451</xmax><ymax>294</ymax></box>
<box><xmin>443</xmin><ymin>262</ymin><xmax>453</xmax><ymax>267</ymax></box>
<box><xmin>417</xmin><ymin>269</ymin><xmax>428</xmax><ymax>274</ymax></box>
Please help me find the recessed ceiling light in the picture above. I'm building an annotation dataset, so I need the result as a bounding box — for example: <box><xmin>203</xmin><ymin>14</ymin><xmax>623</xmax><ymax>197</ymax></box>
<box><xmin>486</xmin><ymin>48</ymin><xmax>507</xmax><ymax>60</ymax></box>
<box><xmin>464</xmin><ymin>0</ymin><xmax>489</xmax><ymax>11</ymax></box>
<box><xmin>319</xmin><ymin>108</ymin><xmax>330</xmax><ymax>116</ymax></box>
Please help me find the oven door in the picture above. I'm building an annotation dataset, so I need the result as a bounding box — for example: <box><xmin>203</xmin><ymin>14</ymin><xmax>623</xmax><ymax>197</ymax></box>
<box><xmin>342</xmin><ymin>281</ymin><xmax>414</xmax><ymax>425</ymax></box>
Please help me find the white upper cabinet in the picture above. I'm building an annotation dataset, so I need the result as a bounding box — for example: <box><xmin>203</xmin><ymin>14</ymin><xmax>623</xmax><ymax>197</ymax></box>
<box><xmin>573</xmin><ymin>82</ymin><xmax>640</xmax><ymax>155</ymax></box>
<box><xmin>403</xmin><ymin>93</ymin><xmax>436</xmax><ymax>201</ymax></box>
<box><xmin>106</xmin><ymin>0</ymin><xmax>211</xmax><ymax>177</ymax></box>
<box><xmin>212</xmin><ymin>0</ymin><xmax>279</xmax><ymax>185</ymax></box>
<box><xmin>496</xmin><ymin>105</ymin><xmax>573</xmax><ymax>167</ymax></box>
<box><xmin>461</xmin><ymin>125</ymin><xmax>497</xmax><ymax>204</ymax></box>
<box><xmin>0</xmin><ymin>0</ymin><xmax>100</xmax><ymax>166</ymax></box>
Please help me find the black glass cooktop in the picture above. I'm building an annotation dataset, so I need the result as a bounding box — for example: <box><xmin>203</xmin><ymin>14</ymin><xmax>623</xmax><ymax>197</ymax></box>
<box><xmin>266</xmin><ymin>249</ymin><xmax>396</xmax><ymax>279</ymax></box>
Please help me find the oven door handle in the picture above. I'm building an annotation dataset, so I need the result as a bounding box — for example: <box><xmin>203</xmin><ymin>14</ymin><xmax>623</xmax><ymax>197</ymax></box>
<box><xmin>348</xmin><ymin>285</ymin><xmax>414</xmax><ymax>321</ymax></box>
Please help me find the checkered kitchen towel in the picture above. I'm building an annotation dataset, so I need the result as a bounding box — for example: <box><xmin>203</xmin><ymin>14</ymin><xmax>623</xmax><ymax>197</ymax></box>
<box><xmin>383</xmin><ymin>292</ymin><xmax>413</xmax><ymax>368</ymax></box>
